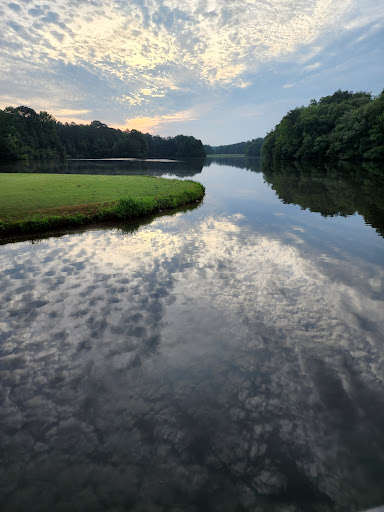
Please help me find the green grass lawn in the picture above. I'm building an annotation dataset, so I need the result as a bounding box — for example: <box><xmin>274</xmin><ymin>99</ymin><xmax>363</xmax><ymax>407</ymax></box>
<box><xmin>0</xmin><ymin>173</ymin><xmax>204</xmax><ymax>235</ymax></box>
<box><xmin>0</xmin><ymin>173</ymin><xmax>201</xmax><ymax>219</ymax></box>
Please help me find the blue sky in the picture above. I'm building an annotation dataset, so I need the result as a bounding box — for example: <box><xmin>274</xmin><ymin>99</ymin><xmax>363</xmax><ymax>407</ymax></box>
<box><xmin>1</xmin><ymin>0</ymin><xmax>383</xmax><ymax>145</ymax></box>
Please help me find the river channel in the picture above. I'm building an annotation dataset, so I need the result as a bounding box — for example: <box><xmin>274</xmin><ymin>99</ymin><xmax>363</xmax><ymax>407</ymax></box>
<box><xmin>1</xmin><ymin>157</ymin><xmax>384</xmax><ymax>511</ymax></box>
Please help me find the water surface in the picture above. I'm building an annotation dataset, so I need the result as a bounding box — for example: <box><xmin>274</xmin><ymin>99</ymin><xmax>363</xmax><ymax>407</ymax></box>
<box><xmin>1</xmin><ymin>157</ymin><xmax>384</xmax><ymax>511</ymax></box>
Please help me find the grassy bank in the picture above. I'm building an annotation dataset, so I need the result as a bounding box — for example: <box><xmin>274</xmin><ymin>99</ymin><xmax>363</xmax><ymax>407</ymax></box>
<box><xmin>0</xmin><ymin>173</ymin><xmax>205</xmax><ymax>236</ymax></box>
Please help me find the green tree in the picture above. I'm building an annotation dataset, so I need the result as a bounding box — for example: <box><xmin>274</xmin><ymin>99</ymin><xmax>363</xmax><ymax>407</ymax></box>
<box><xmin>245</xmin><ymin>137</ymin><xmax>264</xmax><ymax>156</ymax></box>
<box><xmin>262</xmin><ymin>90</ymin><xmax>382</xmax><ymax>162</ymax></box>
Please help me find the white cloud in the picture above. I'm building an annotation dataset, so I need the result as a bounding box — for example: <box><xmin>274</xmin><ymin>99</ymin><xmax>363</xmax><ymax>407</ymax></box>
<box><xmin>1</xmin><ymin>0</ymin><xmax>375</xmax><ymax>92</ymax></box>
<box><xmin>304</xmin><ymin>61</ymin><xmax>321</xmax><ymax>71</ymax></box>
<box><xmin>1</xmin><ymin>0</ymin><xmax>383</xmax><ymax>133</ymax></box>
<box><xmin>297</xmin><ymin>45</ymin><xmax>324</xmax><ymax>64</ymax></box>
<box><xmin>52</xmin><ymin>109</ymin><xmax>90</xmax><ymax>116</ymax></box>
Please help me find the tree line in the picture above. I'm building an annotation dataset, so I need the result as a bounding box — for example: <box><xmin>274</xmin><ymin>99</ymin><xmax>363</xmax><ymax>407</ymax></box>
<box><xmin>262</xmin><ymin>89</ymin><xmax>384</xmax><ymax>162</ymax></box>
<box><xmin>0</xmin><ymin>106</ymin><xmax>206</xmax><ymax>160</ymax></box>
<box><xmin>204</xmin><ymin>137</ymin><xmax>264</xmax><ymax>157</ymax></box>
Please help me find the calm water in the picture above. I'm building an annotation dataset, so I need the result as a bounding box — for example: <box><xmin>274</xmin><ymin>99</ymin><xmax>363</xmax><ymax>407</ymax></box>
<box><xmin>1</xmin><ymin>157</ymin><xmax>384</xmax><ymax>511</ymax></box>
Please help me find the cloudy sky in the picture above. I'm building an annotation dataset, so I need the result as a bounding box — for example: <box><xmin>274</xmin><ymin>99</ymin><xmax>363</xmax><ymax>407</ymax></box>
<box><xmin>1</xmin><ymin>0</ymin><xmax>383</xmax><ymax>144</ymax></box>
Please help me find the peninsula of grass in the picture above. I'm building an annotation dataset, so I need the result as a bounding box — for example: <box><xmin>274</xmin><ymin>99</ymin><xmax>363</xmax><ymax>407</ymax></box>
<box><xmin>0</xmin><ymin>173</ymin><xmax>205</xmax><ymax>236</ymax></box>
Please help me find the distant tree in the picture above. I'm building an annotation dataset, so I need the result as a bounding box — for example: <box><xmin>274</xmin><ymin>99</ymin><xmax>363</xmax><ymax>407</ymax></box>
<box><xmin>245</xmin><ymin>137</ymin><xmax>264</xmax><ymax>156</ymax></box>
<box><xmin>173</xmin><ymin>135</ymin><xmax>206</xmax><ymax>157</ymax></box>
<box><xmin>90</xmin><ymin>120</ymin><xmax>109</xmax><ymax>129</ymax></box>
<box><xmin>213</xmin><ymin>141</ymin><xmax>249</xmax><ymax>155</ymax></box>
<box><xmin>209</xmin><ymin>139</ymin><xmax>264</xmax><ymax>156</ymax></box>
<box><xmin>144</xmin><ymin>133</ymin><xmax>205</xmax><ymax>158</ymax></box>
<box><xmin>112</xmin><ymin>130</ymin><xmax>148</xmax><ymax>158</ymax></box>
<box><xmin>203</xmin><ymin>144</ymin><xmax>214</xmax><ymax>155</ymax></box>
<box><xmin>0</xmin><ymin>106</ymin><xmax>207</xmax><ymax>160</ymax></box>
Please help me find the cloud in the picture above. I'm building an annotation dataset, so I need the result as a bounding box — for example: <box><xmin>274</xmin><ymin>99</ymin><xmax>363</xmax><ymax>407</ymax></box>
<box><xmin>118</xmin><ymin>108</ymin><xmax>197</xmax><ymax>133</ymax></box>
<box><xmin>49</xmin><ymin>108</ymin><xmax>92</xmax><ymax>124</ymax></box>
<box><xmin>297</xmin><ymin>45</ymin><xmax>324</xmax><ymax>63</ymax></box>
<box><xmin>3</xmin><ymin>0</ymin><xmax>380</xmax><ymax>93</ymax></box>
<box><xmin>1</xmin><ymin>0</ymin><xmax>384</xmax><ymax>138</ymax></box>
<box><xmin>304</xmin><ymin>61</ymin><xmax>321</xmax><ymax>71</ymax></box>
<box><xmin>52</xmin><ymin>108</ymin><xmax>91</xmax><ymax>116</ymax></box>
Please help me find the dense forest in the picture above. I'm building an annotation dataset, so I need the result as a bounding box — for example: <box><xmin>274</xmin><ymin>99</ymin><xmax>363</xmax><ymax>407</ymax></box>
<box><xmin>262</xmin><ymin>89</ymin><xmax>384</xmax><ymax>161</ymax></box>
<box><xmin>0</xmin><ymin>106</ymin><xmax>206</xmax><ymax>160</ymax></box>
<box><xmin>204</xmin><ymin>137</ymin><xmax>264</xmax><ymax>156</ymax></box>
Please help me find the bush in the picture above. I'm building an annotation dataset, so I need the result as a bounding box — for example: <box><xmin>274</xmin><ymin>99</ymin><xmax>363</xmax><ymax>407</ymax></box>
<box><xmin>114</xmin><ymin>197</ymin><xmax>156</xmax><ymax>218</ymax></box>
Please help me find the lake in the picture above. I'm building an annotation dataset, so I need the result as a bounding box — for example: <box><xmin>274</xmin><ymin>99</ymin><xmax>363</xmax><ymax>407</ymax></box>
<box><xmin>1</xmin><ymin>157</ymin><xmax>384</xmax><ymax>511</ymax></box>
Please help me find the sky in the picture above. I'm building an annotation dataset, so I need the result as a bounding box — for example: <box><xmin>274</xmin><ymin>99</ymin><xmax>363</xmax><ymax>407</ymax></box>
<box><xmin>1</xmin><ymin>0</ymin><xmax>383</xmax><ymax>145</ymax></box>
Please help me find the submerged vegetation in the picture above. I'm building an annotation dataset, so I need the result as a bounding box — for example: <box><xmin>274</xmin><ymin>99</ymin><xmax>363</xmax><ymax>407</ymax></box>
<box><xmin>0</xmin><ymin>106</ymin><xmax>206</xmax><ymax>160</ymax></box>
<box><xmin>262</xmin><ymin>89</ymin><xmax>384</xmax><ymax>162</ymax></box>
<box><xmin>0</xmin><ymin>174</ymin><xmax>205</xmax><ymax>236</ymax></box>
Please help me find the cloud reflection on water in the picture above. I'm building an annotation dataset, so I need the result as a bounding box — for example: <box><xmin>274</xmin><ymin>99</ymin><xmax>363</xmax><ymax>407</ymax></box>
<box><xmin>1</xmin><ymin>208</ymin><xmax>384</xmax><ymax>511</ymax></box>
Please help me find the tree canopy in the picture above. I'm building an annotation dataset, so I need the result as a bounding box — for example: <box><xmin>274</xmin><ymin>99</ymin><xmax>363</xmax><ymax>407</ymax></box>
<box><xmin>0</xmin><ymin>106</ymin><xmax>206</xmax><ymax>160</ymax></box>
<box><xmin>244</xmin><ymin>138</ymin><xmax>264</xmax><ymax>157</ymax></box>
<box><xmin>262</xmin><ymin>90</ymin><xmax>384</xmax><ymax>162</ymax></box>
<box><xmin>0</xmin><ymin>106</ymin><xmax>65</xmax><ymax>160</ymax></box>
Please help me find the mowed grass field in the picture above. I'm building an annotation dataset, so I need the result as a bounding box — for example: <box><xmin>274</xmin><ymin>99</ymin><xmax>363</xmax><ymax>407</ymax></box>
<box><xmin>0</xmin><ymin>173</ymin><xmax>205</xmax><ymax>236</ymax></box>
<box><xmin>0</xmin><ymin>173</ymin><xmax>202</xmax><ymax>220</ymax></box>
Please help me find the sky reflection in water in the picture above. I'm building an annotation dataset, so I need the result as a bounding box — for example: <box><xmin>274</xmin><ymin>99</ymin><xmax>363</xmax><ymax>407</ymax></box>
<box><xmin>1</xmin><ymin>159</ymin><xmax>384</xmax><ymax>511</ymax></box>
